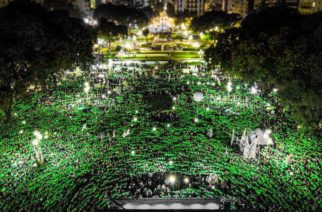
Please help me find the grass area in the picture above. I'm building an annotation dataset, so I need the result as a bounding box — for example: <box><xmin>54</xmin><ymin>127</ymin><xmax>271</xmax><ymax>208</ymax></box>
<box><xmin>99</xmin><ymin>49</ymin><xmax>201</xmax><ymax>61</ymax></box>
<box><xmin>0</xmin><ymin>68</ymin><xmax>321</xmax><ymax>210</ymax></box>
<box><xmin>115</xmin><ymin>51</ymin><xmax>200</xmax><ymax>61</ymax></box>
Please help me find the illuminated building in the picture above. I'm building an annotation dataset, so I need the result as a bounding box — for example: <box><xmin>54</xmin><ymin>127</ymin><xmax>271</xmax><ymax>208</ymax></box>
<box><xmin>299</xmin><ymin>0</ymin><xmax>322</xmax><ymax>14</ymax></box>
<box><xmin>106</xmin><ymin>0</ymin><xmax>150</xmax><ymax>7</ymax></box>
<box><xmin>148</xmin><ymin>10</ymin><xmax>175</xmax><ymax>32</ymax></box>
<box><xmin>174</xmin><ymin>0</ymin><xmax>205</xmax><ymax>16</ymax></box>
<box><xmin>220</xmin><ymin>0</ymin><xmax>318</xmax><ymax>16</ymax></box>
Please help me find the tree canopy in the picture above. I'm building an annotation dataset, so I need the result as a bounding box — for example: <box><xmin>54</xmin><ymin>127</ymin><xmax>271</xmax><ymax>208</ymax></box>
<box><xmin>98</xmin><ymin>18</ymin><xmax>128</xmax><ymax>38</ymax></box>
<box><xmin>166</xmin><ymin>2</ymin><xmax>176</xmax><ymax>17</ymax></box>
<box><xmin>190</xmin><ymin>10</ymin><xmax>240</xmax><ymax>32</ymax></box>
<box><xmin>205</xmin><ymin>6</ymin><xmax>322</xmax><ymax>131</ymax></box>
<box><xmin>0</xmin><ymin>0</ymin><xmax>96</xmax><ymax>121</ymax></box>
<box><xmin>93</xmin><ymin>3</ymin><xmax>148</xmax><ymax>28</ymax></box>
<box><xmin>43</xmin><ymin>0</ymin><xmax>82</xmax><ymax>17</ymax></box>
<box><xmin>153</xmin><ymin>2</ymin><xmax>175</xmax><ymax>17</ymax></box>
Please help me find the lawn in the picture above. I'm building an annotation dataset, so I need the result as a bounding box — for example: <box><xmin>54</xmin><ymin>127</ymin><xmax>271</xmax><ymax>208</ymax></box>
<box><xmin>116</xmin><ymin>51</ymin><xmax>200</xmax><ymax>61</ymax></box>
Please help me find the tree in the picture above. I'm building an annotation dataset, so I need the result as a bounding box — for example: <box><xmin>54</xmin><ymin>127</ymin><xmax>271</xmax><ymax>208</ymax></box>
<box><xmin>190</xmin><ymin>10</ymin><xmax>240</xmax><ymax>32</ymax></box>
<box><xmin>206</xmin><ymin>6</ymin><xmax>322</xmax><ymax>131</ymax></box>
<box><xmin>175</xmin><ymin>11</ymin><xmax>193</xmax><ymax>26</ymax></box>
<box><xmin>166</xmin><ymin>3</ymin><xmax>175</xmax><ymax>17</ymax></box>
<box><xmin>97</xmin><ymin>18</ymin><xmax>127</xmax><ymax>48</ymax></box>
<box><xmin>143</xmin><ymin>28</ymin><xmax>150</xmax><ymax>44</ymax></box>
<box><xmin>98</xmin><ymin>18</ymin><xmax>128</xmax><ymax>37</ymax></box>
<box><xmin>0</xmin><ymin>0</ymin><xmax>96</xmax><ymax>121</ymax></box>
<box><xmin>142</xmin><ymin>6</ymin><xmax>154</xmax><ymax>19</ymax></box>
<box><xmin>153</xmin><ymin>2</ymin><xmax>164</xmax><ymax>15</ymax></box>
<box><xmin>151</xmin><ymin>2</ymin><xmax>175</xmax><ymax>17</ymax></box>
<box><xmin>94</xmin><ymin>3</ymin><xmax>148</xmax><ymax>28</ymax></box>
<box><xmin>43</xmin><ymin>0</ymin><xmax>82</xmax><ymax>17</ymax></box>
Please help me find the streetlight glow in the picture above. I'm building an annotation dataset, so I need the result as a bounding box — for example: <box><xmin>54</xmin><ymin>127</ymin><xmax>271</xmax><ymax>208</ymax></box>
<box><xmin>168</xmin><ymin>175</ymin><xmax>176</xmax><ymax>184</ymax></box>
<box><xmin>184</xmin><ymin>177</ymin><xmax>190</xmax><ymax>184</ymax></box>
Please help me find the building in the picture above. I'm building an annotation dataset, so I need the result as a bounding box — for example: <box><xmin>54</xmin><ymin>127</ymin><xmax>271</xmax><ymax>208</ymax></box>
<box><xmin>86</xmin><ymin>0</ymin><xmax>106</xmax><ymax>9</ymax></box>
<box><xmin>0</xmin><ymin>0</ymin><xmax>199</xmax><ymax>15</ymax></box>
<box><xmin>75</xmin><ymin>0</ymin><xmax>152</xmax><ymax>12</ymax></box>
<box><xmin>73</xmin><ymin>0</ymin><xmax>90</xmax><ymax>13</ymax></box>
<box><xmin>222</xmin><ymin>0</ymin><xmax>246</xmax><ymax>14</ymax></box>
<box><xmin>204</xmin><ymin>0</ymin><xmax>221</xmax><ymax>11</ymax></box>
<box><xmin>299</xmin><ymin>0</ymin><xmax>322</xmax><ymax>14</ymax></box>
<box><xmin>105</xmin><ymin>0</ymin><xmax>149</xmax><ymax>7</ymax></box>
<box><xmin>221</xmin><ymin>0</ymin><xmax>303</xmax><ymax>16</ymax></box>
<box><xmin>174</xmin><ymin>0</ymin><xmax>205</xmax><ymax>16</ymax></box>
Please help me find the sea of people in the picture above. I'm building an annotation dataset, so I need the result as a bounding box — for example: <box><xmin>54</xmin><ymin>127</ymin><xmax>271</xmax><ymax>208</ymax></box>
<box><xmin>0</xmin><ymin>59</ymin><xmax>320</xmax><ymax>210</ymax></box>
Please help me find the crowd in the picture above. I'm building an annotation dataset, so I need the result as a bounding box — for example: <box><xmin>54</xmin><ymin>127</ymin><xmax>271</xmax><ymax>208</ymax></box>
<box><xmin>0</xmin><ymin>60</ymin><xmax>320</xmax><ymax>210</ymax></box>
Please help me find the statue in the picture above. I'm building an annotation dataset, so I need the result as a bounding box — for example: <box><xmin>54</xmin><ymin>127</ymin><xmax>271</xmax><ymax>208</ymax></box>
<box><xmin>238</xmin><ymin>129</ymin><xmax>274</xmax><ymax>160</ymax></box>
<box><xmin>193</xmin><ymin>92</ymin><xmax>204</xmax><ymax>102</ymax></box>
<box><xmin>207</xmin><ymin>127</ymin><xmax>213</xmax><ymax>138</ymax></box>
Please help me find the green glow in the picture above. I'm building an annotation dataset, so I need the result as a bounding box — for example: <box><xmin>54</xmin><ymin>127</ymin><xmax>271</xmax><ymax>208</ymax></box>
<box><xmin>0</xmin><ymin>68</ymin><xmax>320</xmax><ymax>210</ymax></box>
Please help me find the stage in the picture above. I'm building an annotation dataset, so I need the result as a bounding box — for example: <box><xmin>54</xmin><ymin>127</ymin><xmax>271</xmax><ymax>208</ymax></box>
<box><xmin>112</xmin><ymin>198</ymin><xmax>223</xmax><ymax>210</ymax></box>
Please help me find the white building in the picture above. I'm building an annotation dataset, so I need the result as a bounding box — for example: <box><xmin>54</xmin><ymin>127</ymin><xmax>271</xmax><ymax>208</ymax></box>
<box><xmin>174</xmin><ymin>0</ymin><xmax>205</xmax><ymax>16</ymax></box>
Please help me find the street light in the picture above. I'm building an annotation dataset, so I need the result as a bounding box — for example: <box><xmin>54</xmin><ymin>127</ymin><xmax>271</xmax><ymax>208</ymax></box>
<box><xmin>192</xmin><ymin>42</ymin><xmax>200</xmax><ymax>48</ymax></box>
<box><xmin>226</xmin><ymin>81</ymin><xmax>233</xmax><ymax>93</ymax></box>
<box><xmin>198</xmin><ymin>50</ymin><xmax>204</xmax><ymax>58</ymax></box>
<box><xmin>184</xmin><ymin>177</ymin><xmax>190</xmax><ymax>184</ymax></box>
<box><xmin>83</xmin><ymin>17</ymin><xmax>98</xmax><ymax>27</ymax></box>
<box><xmin>168</xmin><ymin>175</ymin><xmax>176</xmax><ymax>184</ymax></box>
<box><xmin>199</xmin><ymin>32</ymin><xmax>204</xmax><ymax>39</ymax></box>
<box><xmin>250</xmin><ymin>84</ymin><xmax>259</xmax><ymax>95</ymax></box>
